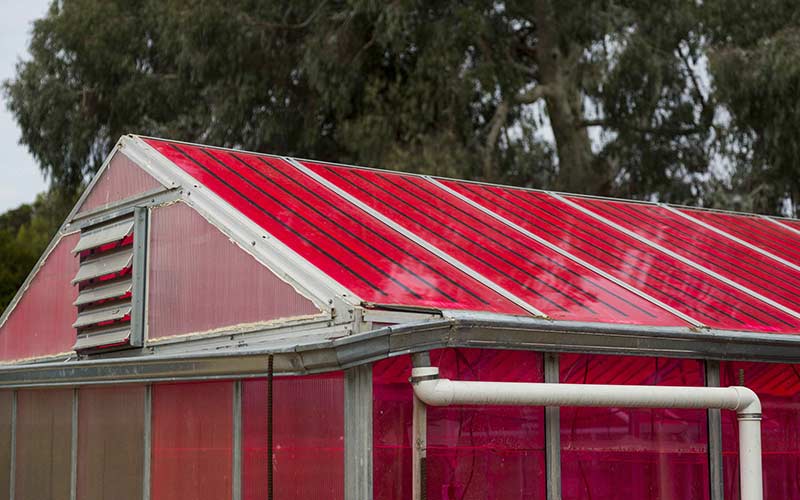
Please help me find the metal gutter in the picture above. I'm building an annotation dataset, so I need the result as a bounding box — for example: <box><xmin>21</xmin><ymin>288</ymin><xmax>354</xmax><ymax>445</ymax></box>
<box><xmin>0</xmin><ymin>312</ymin><xmax>800</xmax><ymax>387</ymax></box>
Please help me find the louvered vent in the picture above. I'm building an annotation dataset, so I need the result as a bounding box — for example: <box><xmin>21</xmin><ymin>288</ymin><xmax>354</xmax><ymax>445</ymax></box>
<box><xmin>71</xmin><ymin>208</ymin><xmax>146</xmax><ymax>352</ymax></box>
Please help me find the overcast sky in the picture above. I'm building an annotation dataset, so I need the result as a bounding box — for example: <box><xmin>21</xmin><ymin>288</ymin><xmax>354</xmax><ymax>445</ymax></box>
<box><xmin>0</xmin><ymin>0</ymin><xmax>51</xmax><ymax>213</ymax></box>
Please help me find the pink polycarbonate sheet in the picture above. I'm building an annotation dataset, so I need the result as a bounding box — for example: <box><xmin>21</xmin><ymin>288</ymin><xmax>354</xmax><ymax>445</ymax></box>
<box><xmin>443</xmin><ymin>180</ymin><xmax>800</xmax><ymax>333</ymax></box>
<box><xmin>15</xmin><ymin>389</ymin><xmax>73</xmax><ymax>500</ymax></box>
<box><xmin>147</xmin><ymin>202</ymin><xmax>321</xmax><ymax>339</ymax></box>
<box><xmin>720</xmin><ymin>362</ymin><xmax>800</xmax><ymax>499</ymax></box>
<box><xmin>304</xmin><ymin>161</ymin><xmax>685</xmax><ymax>326</ymax></box>
<box><xmin>777</xmin><ymin>218</ymin><xmax>800</xmax><ymax>234</ymax></box>
<box><xmin>151</xmin><ymin>381</ymin><xmax>233</xmax><ymax>500</ymax></box>
<box><xmin>560</xmin><ymin>354</ymin><xmax>709</xmax><ymax>499</ymax></box>
<box><xmin>683</xmin><ymin>208</ymin><xmax>800</xmax><ymax>265</ymax></box>
<box><xmin>373</xmin><ymin>349</ymin><xmax>545</xmax><ymax>500</ymax></box>
<box><xmin>144</xmin><ymin>138</ymin><xmax>526</xmax><ymax>315</ymax></box>
<box><xmin>575</xmin><ymin>197</ymin><xmax>800</xmax><ymax>315</ymax></box>
<box><xmin>78</xmin><ymin>151</ymin><xmax>162</xmax><ymax>213</ymax></box>
<box><xmin>242</xmin><ymin>374</ymin><xmax>344</xmax><ymax>500</ymax></box>
<box><xmin>0</xmin><ymin>233</ymin><xmax>79</xmax><ymax>361</ymax></box>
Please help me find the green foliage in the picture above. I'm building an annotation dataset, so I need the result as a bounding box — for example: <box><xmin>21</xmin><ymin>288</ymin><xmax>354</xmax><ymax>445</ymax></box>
<box><xmin>0</xmin><ymin>189</ymin><xmax>76</xmax><ymax>314</ymax></box>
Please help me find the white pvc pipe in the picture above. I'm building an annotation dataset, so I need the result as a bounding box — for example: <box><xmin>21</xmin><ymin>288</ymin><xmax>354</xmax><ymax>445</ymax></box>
<box><xmin>410</xmin><ymin>367</ymin><xmax>762</xmax><ymax>500</ymax></box>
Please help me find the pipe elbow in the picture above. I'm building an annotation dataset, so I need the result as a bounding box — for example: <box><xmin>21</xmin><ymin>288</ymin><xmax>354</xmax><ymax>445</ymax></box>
<box><xmin>732</xmin><ymin>386</ymin><xmax>761</xmax><ymax>417</ymax></box>
<box><xmin>412</xmin><ymin>378</ymin><xmax>454</xmax><ymax>407</ymax></box>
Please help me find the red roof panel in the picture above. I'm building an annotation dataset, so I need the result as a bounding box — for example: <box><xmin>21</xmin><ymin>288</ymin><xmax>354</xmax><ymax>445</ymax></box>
<box><xmin>144</xmin><ymin>139</ymin><xmax>527</xmax><ymax>315</ymax></box>
<box><xmin>572</xmin><ymin>197</ymin><xmax>800</xmax><ymax>319</ymax></box>
<box><xmin>442</xmin><ymin>181</ymin><xmax>800</xmax><ymax>333</ymax></box>
<box><xmin>302</xmin><ymin>160</ymin><xmax>686</xmax><ymax>326</ymax></box>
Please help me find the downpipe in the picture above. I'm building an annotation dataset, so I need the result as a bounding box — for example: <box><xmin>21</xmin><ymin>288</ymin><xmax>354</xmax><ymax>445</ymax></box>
<box><xmin>410</xmin><ymin>366</ymin><xmax>762</xmax><ymax>500</ymax></box>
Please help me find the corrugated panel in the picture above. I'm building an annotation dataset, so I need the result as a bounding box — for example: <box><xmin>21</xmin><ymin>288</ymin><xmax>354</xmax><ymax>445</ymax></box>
<box><xmin>72</xmin><ymin>249</ymin><xmax>132</xmax><ymax>284</ymax></box>
<box><xmin>442</xmin><ymin>181</ymin><xmax>800</xmax><ymax>333</ymax></box>
<box><xmin>74</xmin><ymin>280</ymin><xmax>132</xmax><ymax>306</ymax></box>
<box><xmin>72</xmin><ymin>218</ymin><xmax>134</xmax><ymax>253</ymax></box>
<box><xmin>77</xmin><ymin>151</ymin><xmax>162</xmax><ymax>214</ymax></box>
<box><xmin>151</xmin><ymin>381</ymin><xmax>233</xmax><ymax>500</ymax></box>
<box><xmin>303</xmin><ymin>161</ymin><xmax>685</xmax><ymax>326</ymax></box>
<box><xmin>0</xmin><ymin>234</ymin><xmax>79</xmax><ymax>361</ymax></box>
<box><xmin>573</xmin><ymin>198</ymin><xmax>800</xmax><ymax>317</ymax></box>
<box><xmin>681</xmin><ymin>209</ymin><xmax>800</xmax><ymax>265</ymax></box>
<box><xmin>147</xmin><ymin>202</ymin><xmax>321</xmax><ymax>339</ymax></box>
<box><xmin>77</xmin><ymin>386</ymin><xmax>145</xmax><ymax>500</ymax></box>
<box><xmin>144</xmin><ymin>139</ymin><xmax>527</xmax><ymax>315</ymax></box>
<box><xmin>15</xmin><ymin>389</ymin><xmax>73</xmax><ymax>500</ymax></box>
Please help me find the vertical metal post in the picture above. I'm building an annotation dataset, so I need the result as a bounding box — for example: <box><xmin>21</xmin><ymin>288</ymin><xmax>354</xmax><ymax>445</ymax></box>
<box><xmin>706</xmin><ymin>360</ymin><xmax>724</xmax><ymax>500</ymax></box>
<box><xmin>143</xmin><ymin>385</ymin><xmax>152</xmax><ymax>500</ymax></box>
<box><xmin>412</xmin><ymin>392</ymin><xmax>426</xmax><ymax>500</ymax></box>
<box><xmin>267</xmin><ymin>356</ymin><xmax>274</xmax><ymax>500</ymax></box>
<box><xmin>70</xmin><ymin>388</ymin><xmax>78</xmax><ymax>500</ymax></box>
<box><xmin>9</xmin><ymin>390</ymin><xmax>16</xmax><ymax>500</ymax></box>
<box><xmin>544</xmin><ymin>352</ymin><xmax>561</xmax><ymax>500</ymax></box>
<box><xmin>344</xmin><ymin>363</ymin><xmax>373</xmax><ymax>500</ymax></box>
<box><xmin>232</xmin><ymin>381</ymin><xmax>242</xmax><ymax>500</ymax></box>
<box><xmin>131</xmin><ymin>206</ymin><xmax>149</xmax><ymax>347</ymax></box>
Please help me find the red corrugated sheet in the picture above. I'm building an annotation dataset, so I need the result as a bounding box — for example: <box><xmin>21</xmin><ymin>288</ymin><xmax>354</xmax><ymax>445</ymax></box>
<box><xmin>148</xmin><ymin>202</ymin><xmax>321</xmax><ymax>339</ymax></box>
<box><xmin>78</xmin><ymin>151</ymin><xmax>162</xmax><ymax>213</ymax></box>
<box><xmin>0</xmin><ymin>233</ymin><xmax>79</xmax><ymax>361</ymax></box>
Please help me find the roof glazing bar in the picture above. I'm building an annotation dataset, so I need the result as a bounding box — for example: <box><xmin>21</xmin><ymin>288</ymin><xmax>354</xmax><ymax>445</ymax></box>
<box><xmin>659</xmin><ymin>204</ymin><xmax>800</xmax><ymax>274</ymax></box>
<box><xmin>762</xmin><ymin>216</ymin><xmax>800</xmax><ymax>237</ymax></box>
<box><xmin>285</xmin><ymin>157</ymin><xmax>548</xmax><ymax>318</ymax></box>
<box><xmin>550</xmin><ymin>192</ymin><xmax>800</xmax><ymax>321</ymax></box>
<box><xmin>427</xmin><ymin>177</ymin><xmax>705</xmax><ymax>328</ymax></box>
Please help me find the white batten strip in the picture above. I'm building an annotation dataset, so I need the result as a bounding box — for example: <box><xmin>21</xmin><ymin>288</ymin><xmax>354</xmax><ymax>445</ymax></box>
<box><xmin>428</xmin><ymin>178</ymin><xmax>705</xmax><ymax>328</ymax></box>
<box><xmin>551</xmin><ymin>192</ymin><xmax>800</xmax><ymax>321</ymax></box>
<box><xmin>285</xmin><ymin>158</ymin><xmax>548</xmax><ymax>318</ymax></box>
<box><xmin>660</xmin><ymin>204</ymin><xmax>800</xmax><ymax>274</ymax></box>
<box><xmin>763</xmin><ymin>216</ymin><xmax>800</xmax><ymax>237</ymax></box>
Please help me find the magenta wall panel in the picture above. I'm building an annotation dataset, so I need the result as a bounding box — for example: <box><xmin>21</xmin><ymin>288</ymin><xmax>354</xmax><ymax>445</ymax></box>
<box><xmin>145</xmin><ymin>139</ymin><xmax>526</xmax><ymax>315</ymax></box>
<box><xmin>242</xmin><ymin>374</ymin><xmax>344</xmax><ymax>500</ymax></box>
<box><xmin>443</xmin><ymin>181</ymin><xmax>800</xmax><ymax>333</ymax></box>
<box><xmin>304</xmin><ymin>161</ymin><xmax>685</xmax><ymax>326</ymax></box>
<box><xmin>151</xmin><ymin>381</ymin><xmax>233</xmax><ymax>500</ymax></box>
<box><xmin>683</xmin><ymin>209</ymin><xmax>800</xmax><ymax>265</ymax></box>
<box><xmin>373</xmin><ymin>349</ymin><xmax>545</xmax><ymax>500</ymax></box>
<box><xmin>574</xmin><ymin>198</ymin><xmax>800</xmax><ymax>317</ymax></box>
<box><xmin>720</xmin><ymin>362</ymin><xmax>800</xmax><ymax>499</ymax></box>
<box><xmin>0</xmin><ymin>233</ymin><xmax>79</xmax><ymax>361</ymax></box>
<box><xmin>78</xmin><ymin>151</ymin><xmax>162</xmax><ymax>213</ymax></box>
<box><xmin>147</xmin><ymin>202</ymin><xmax>320</xmax><ymax>339</ymax></box>
<box><xmin>560</xmin><ymin>354</ymin><xmax>709</xmax><ymax>499</ymax></box>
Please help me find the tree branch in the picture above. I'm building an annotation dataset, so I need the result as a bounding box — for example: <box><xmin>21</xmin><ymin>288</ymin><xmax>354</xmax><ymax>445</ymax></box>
<box><xmin>483</xmin><ymin>99</ymin><xmax>510</xmax><ymax>179</ymax></box>
<box><xmin>516</xmin><ymin>84</ymin><xmax>551</xmax><ymax>104</ymax></box>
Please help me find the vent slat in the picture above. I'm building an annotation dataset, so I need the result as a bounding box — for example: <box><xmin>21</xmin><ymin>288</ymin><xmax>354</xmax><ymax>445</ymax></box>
<box><xmin>73</xmin><ymin>327</ymin><xmax>131</xmax><ymax>351</ymax></box>
<box><xmin>72</xmin><ymin>219</ymin><xmax>134</xmax><ymax>253</ymax></box>
<box><xmin>74</xmin><ymin>280</ymin><xmax>133</xmax><ymax>306</ymax></box>
<box><xmin>73</xmin><ymin>303</ymin><xmax>132</xmax><ymax>329</ymax></box>
<box><xmin>72</xmin><ymin>249</ymin><xmax>133</xmax><ymax>284</ymax></box>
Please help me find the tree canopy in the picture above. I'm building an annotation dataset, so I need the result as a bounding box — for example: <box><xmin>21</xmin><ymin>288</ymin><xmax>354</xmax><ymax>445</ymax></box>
<box><xmin>6</xmin><ymin>0</ymin><xmax>800</xmax><ymax>212</ymax></box>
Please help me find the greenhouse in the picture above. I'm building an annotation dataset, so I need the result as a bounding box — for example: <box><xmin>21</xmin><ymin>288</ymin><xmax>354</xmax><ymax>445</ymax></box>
<box><xmin>0</xmin><ymin>134</ymin><xmax>798</xmax><ymax>499</ymax></box>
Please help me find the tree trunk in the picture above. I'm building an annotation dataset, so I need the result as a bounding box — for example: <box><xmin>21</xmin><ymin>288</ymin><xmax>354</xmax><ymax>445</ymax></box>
<box><xmin>533</xmin><ymin>0</ymin><xmax>609</xmax><ymax>195</ymax></box>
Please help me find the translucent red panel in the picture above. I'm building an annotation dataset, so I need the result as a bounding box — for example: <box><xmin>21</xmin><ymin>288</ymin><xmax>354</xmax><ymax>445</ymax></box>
<box><xmin>77</xmin><ymin>386</ymin><xmax>145</xmax><ymax>500</ymax></box>
<box><xmin>575</xmin><ymin>198</ymin><xmax>800</xmax><ymax>315</ymax></box>
<box><xmin>560</xmin><ymin>354</ymin><xmax>709</xmax><ymax>499</ymax></box>
<box><xmin>78</xmin><ymin>151</ymin><xmax>162</xmax><ymax>213</ymax></box>
<box><xmin>0</xmin><ymin>392</ymin><xmax>11</xmax><ymax>496</ymax></box>
<box><xmin>15</xmin><ymin>389</ymin><xmax>73</xmax><ymax>500</ymax></box>
<box><xmin>720</xmin><ymin>362</ymin><xmax>800</xmax><ymax>500</ymax></box>
<box><xmin>776</xmin><ymin>218</ymin><xmax>800</xmax><ymax>234</ymax></box>
<box><xmin>148</xmin><ymin>202</ymin><xmax>321</xmax><ymax>339</ymax></box>
<box><xmin>242</xmin><ymin>374</ymin><xmax>344</xmax><ymax>500</ymax></box>
<box><xmin>0</xmin><ymin>233</ymin><xmax>79</xmax><ymax>361</ymax></box>
<box><xmin>443</xmin><ymin>180</ymin><xmax>800</xmax><ymax>333</ymax></box>
<box><xmin>304</xmin><ymin>161</ymin><xmax>684</xmax><ymax>326</ymax></box>
<box><xmin>683</xmin><ymin>209</ymin><xmax>800</xmax><ymax>265</ymax></box>
<box><xmin>151</xmin><ymin>381</ymin><xmax>233</xmax><ymax>500</ymax></box>
<box><xmin>145</xmin><ymin>139</ymin><xmax>525</xmax><ymax>315</ymax></box>
<box><xmin>373</xmin><ymin>349</ymin><xmax>545</xmax><ymax>500</ymax></box>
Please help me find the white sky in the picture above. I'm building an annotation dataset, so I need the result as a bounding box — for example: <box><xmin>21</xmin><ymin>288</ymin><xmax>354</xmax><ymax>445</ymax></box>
<box><xmin>0</xmin><ymin>0</ymin><xmax>52</xmax><ymax>213</ymax></box>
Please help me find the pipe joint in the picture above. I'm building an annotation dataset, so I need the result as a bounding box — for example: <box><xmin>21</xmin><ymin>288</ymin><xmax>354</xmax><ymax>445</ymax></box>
<box><xmin>731</xmin><ymin>386</ymin><xmax>762</xmax><ymax>416</ymax></box>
